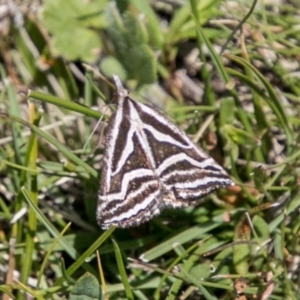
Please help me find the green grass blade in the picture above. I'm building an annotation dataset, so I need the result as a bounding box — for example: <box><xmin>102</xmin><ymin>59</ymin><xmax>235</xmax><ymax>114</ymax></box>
<box><xmin>140</xmin><ymin>224</ymin><xmax>219</xmax><ymax>262</ymax></box>
<box><xmin>224</xmin><ymin>54</ymin><xmax>293</xmax><ymax>150</ymax></box>
<box><xmin>54</xmin><ymin>226</ymin><xmax>115</xmax><ymax>286</ymax></box>
<box><xmin>2</xmin><ymin>112</ymin><xmax>97</xmax><ymax>178</ymax></box>
<box><xmin>19</xmin><ymin>104</ymin><xmax>39</xmax><ymax>285</ymax></box>
<box><xmin>37</xmin><ymin>222</ymin><xmax>72</xmax><ymax>288</ymax></box>
<box><xmin>180</xmin><ymin>268</ymin><xmax>216</xmax><ymax>300</ymax></box>
<box><xmin>112</xmin><ymin>240</ymin><xmax>134</xmax><ymax>300</ymax></box>
<box><xmin>28</xmin><ymin>90</ymin><xmax>103</xmax><ymax>119</ymax></box>
<box><xmin>21</xmin><ymin>187</ymin><xmax>80</xmax><ymax>260</ymax></box>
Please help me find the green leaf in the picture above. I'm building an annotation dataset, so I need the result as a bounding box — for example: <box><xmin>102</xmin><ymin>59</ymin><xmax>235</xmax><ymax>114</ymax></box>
<box><xmin>69</xmin><ymin>272</ymin><xmax>103</xmax><ymax>300</ymax></box>
<box><xmin>180</xmin><ymin>267</ymin><xmax>217</xmax><ymax>300</ymax></box>
<box><xmin>129</xmin><ymin>0</ymin><xmax>164</xmax><ymax>48</ymax></box>
<box><xmin>219</xmin><ymin>97</ymin><xmax>235</xmax><ymax>126</ymax></box>
<box><xmin>190</xmin><ymin>264</ymin><xmax>211</xmax><ymax>279</ymax></box>
<box><xmin>40</xmin><ymin>0</ymin><xmax>108</xmax><ymax>62</ymax></box>
<box><xmin>100</xmin><ymin>56</ymin><xmax>127</xmax><ymax>80</ymax></box>
<box><xmin>112</xmin><ymin>240</ymin><xmax>134</xmax><ymax>300</ymax></box>
<box><xmin>253</xmin><ymin>215</ymin><xmax>270</xmax><ymax>241</ymax></box>
<box><xmin>106</xmin><ymin>6</ymin><xmax>156</xmax><ymax>84</ymax></box>
<box><xmin>140</xmin><ymin>225</ymin><xmax>220</xmax><ymax>262</ymax></box>
<box><xmin>225</xmin><ymin>54</ymin><xmax>293</xmax><ymax>151</ymax></box>
<box><xmin>253</xmin><ymin>165</ymin><xmax>266</xmax><ymax>192</ymax></box>
<box><xmin>51</xmin><ymin>28</ymin><xmax>101</xmax><ymax>62</ymax></box>
<box><xmin>223</xmin><ymin>124</ymin><xmax>260</xmax><ymax>148</ymax></box>
<box><xmin>166</xmin><ymin>0</ymin><xmax>221</xmax><ymax>45</ymax></box>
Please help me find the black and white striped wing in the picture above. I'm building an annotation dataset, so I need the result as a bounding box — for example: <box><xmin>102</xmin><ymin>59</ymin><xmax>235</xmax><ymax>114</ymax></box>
<box><xmin>98</xmin><ymin>95</ymin><xmax>162</xmax><ymax>228</ymax></box>
<box><xmin>97</xmin><ymin>76</ymin><xmax>233</xmax><ymax>229</ymax></box>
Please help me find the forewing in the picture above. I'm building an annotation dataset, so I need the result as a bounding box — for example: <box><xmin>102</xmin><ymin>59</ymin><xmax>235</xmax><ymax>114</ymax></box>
<box><xmin>97</xmin><ymin>97</ymin><xmax>162</xmax><ymax>229</ymax></box>
<box><xmin>132</xmin><ymin>100</ymin><xmax>233</xmax><ymax>207</ymax></box>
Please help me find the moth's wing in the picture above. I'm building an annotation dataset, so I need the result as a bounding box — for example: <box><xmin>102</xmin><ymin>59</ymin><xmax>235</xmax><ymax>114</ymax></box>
<box><xmin>98</xmin><ymin>76</ymin><xmax>233</xmax><ymax>229</ymax></box>
<box><xmin>97</xmin><ymin>98</ymin><xmax>162</xmax><ymax>229</ymax></box>
<box><xmin>134</xmin><ymin>101</ymin><xmax>233</xmax><ymax>207</ymax></box>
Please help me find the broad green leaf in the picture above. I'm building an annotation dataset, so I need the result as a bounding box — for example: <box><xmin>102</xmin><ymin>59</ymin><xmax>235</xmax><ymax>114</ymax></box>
<box><xmin>100</xmin><ymin>56</ymin><xmax>127</xmax><ymax>80</ymax></box>
<box><xmin>69</xmin><ymin>272</ymin><xmax>103</xmax><ymax>300</ymax></box>
<box><xmin>190</xmin><ymin>264</ymin><xmax>211</xmax><ymax>279</ymax></box>
<box><xmin>40</xmin><ymin>0</ymin><xmax>108</xmax><ymax>62</ymax></box>
<box><xmin>106</xmin><ymin>6</ymin><xmax>156</xmax><ymax>84</ymax></box>
<box><xmin>129</xmin><ymin>0</ymin><xmax>164</xmax><ymax>48</ymax></box>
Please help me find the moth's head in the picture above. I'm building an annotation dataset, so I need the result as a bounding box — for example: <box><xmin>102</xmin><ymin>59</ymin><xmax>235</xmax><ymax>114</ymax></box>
<box><xmin>113</xmin><ymin>75</ymin><xmax>129</xmax><ymax>100</ymax></box>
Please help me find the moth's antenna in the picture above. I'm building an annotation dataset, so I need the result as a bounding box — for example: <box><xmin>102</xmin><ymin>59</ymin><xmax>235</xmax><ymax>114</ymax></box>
<box><xmin>112</xmin><ymin>75</ymin><xmax>129</xmax><ymax>98</ymax></box>
<box><xmin>83</xmin><ymin>75</ymin><xmax>115</xmax><ymax>152</ymax></box>
<box><xmin>82</xmin><ymin>114</ymin><xmax>105</xmax><ymax>152</ymax></box>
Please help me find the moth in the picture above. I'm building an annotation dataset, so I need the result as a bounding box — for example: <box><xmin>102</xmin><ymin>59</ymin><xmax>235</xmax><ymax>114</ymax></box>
<box><xmin>97</xmin><ymin>76</ymin><xmax>233</xmax><ymax>229</ymax></box>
